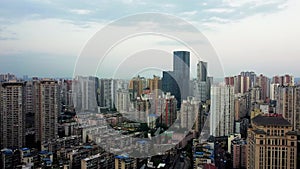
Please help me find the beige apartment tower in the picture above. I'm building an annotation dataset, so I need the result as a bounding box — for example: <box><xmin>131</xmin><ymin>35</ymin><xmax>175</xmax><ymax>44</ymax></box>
<box><xmin>35</xmin><ymin>79</ymin><xmax>60</xmax><ymax>144</ymax></box>
<box><xmin>0</xmin><ymin>82</ymin><xmax>25</xmax><ymax>148</ymax></box>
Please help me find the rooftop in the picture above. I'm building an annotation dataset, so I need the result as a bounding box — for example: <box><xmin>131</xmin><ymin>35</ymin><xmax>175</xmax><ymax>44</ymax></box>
<box><xmin>253</xmin><ymin>129</ymin><xmax>266</xmax><ymax>135</ymax></box>
<box><xmin>252</xmin><ymin>115</ymin><xmax>291</xmax><ymax>127</ymax></box>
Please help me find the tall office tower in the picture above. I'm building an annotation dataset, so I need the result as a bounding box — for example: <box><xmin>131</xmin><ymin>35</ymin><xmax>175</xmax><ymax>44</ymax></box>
<box><xmin>247</xmin><ymin>115</ymin><xmax>297</xmax><ymax>169</ymax></box>
<box><xmin>180</xmin><ymin>97</ymin><xmax>202</xmax><ymax>133</ymax></box>
<box><xmin>197</xmin><ymin>61</ymin><xmax>207</xmax><ymax>82</ymax></box>
<box><xmin>0</xmin><ymin>82</ymin><xmax>25</xmax><ymax>149</ymax></box>
<box><xmin>35</xmin><ymin>79</ymin><xmax>60</xmax><ymax>144</ymax></box>
<box><xmin>162</xmin><ymin>71</ymin><xmax>179</xmax><ymax>107</ymax></box>
<box><xmin>98</xmin><ymin>79</ymin><xmax>113</xmax><ymax>109</ymax></box>
<box><xmin>206</xmin><ymin>76</ymin><xmax>213</xmax><ymax>100</ymax></box>
<box><xmin>256</xmin><ymin>74</ymin><xmax>270</xmax><ymax>100</ymax></box>
<box><xmin>210</xmin><ymin>85</ymin><xmax>235</xmax><ymax>137</ymax></box>
<box><xmin>276</xmin><ymin>85</ymin><xmax>300</xmax><ymax>131</ymax></box>
<box><xmin>173</xmin><ymin>51</ymin><xmax>190</xmax><ymax>103</ymax></box>
<box><xmin>162</xmin><ymin>51</ymin><xmax>190</xmax><ymax>108</ymax></box>
<box><xmin>194</xmin><ymin>61</ymin><xmax>210</xmax><ymax>102</ymax></box>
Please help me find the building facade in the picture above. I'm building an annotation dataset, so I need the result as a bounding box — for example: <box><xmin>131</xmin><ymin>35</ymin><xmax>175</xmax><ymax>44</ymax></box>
<box><xmin>0</xmin><ymin>81</ymin><xmax>26</xmax><ymax>148</ymax></box>
<box><xmin>210</xmin><ymin>85</ymin><xmax>235</xmax><ymax>137</ymax></box>
<box><xmin>247</xmin><ymin>115</ymin><xmax>297</xmax><ymax>169</ymax></box>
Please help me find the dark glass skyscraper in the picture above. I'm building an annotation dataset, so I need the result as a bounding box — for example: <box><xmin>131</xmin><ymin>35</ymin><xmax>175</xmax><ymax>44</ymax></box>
<box><xmin>162</xmin><ymin>51</ymin><xmax>190</xmax><ymax>108</ymax></box>
<box><xmin>197</xmin><ymin>61</ymin><xmax>207</xmax><ymax>82</ymax></box>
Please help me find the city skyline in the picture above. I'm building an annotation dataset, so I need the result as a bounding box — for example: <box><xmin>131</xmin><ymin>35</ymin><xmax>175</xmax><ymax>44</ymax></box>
<box><xmin>1</xmin><ymin>1</ymin><xmax>300</xmax><ymax>168</ymax></box>
<box><xmin>1</xmin><ymin>0</ymin><xmax>300</xmax><ymax>77</ymax></box>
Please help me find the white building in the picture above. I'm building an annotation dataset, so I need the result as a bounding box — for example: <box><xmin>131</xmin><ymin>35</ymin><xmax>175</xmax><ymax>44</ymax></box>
<box><xmin>180</xmin><ymin>97</ymin><xmax>201</xmax><ymax>131</ymax></box>
<box><xmin>210</xmin><ymin>85</ymin><xmax>234</xmax><ymax>137</ymax></box>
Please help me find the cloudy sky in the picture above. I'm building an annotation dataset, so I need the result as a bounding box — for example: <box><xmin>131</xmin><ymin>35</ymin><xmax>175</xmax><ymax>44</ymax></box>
<box><xmin>0</xmin><ymin>0</ymin><xmax>299</xmax><ymax>78</ymax></box>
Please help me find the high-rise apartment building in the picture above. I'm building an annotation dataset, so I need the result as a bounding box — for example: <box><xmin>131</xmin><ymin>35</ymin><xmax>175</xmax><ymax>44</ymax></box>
<box><xmin>247</xmin><ymin>114</ymin><xmax>297</xmax><ymax>169</ymax></box>
<box><xmin>147</xmin><ymin>75</ymin><xmax>161</xmax><ymax>98</ymax></box>
<box><xmin>0</xmin><ymin>73</ymin><xmax>17</xmax><ymax>82</ymax></box>
<box><xmin>231</xmin><ymin>139</ymin><xmax>247</xmax><ymax>169</ymax></box>
<box><xmin>35</xmin><ymin>79</ymin><xmax>60</xmax><ymax>144</ymax></box>
<box><xmin>60</xmin><ymin>79</ymin><xmax>73</xmax><ymax>110</ymax></box>
<box><xmin>157</xmin><ymin>92</ymin><xmax>177</xmax><ymax>127</ymax></box>
<box><xmin>210</xmin><ymin>85</ymin><xmax>235</xmax><ymax>137</ymax></box>
<box><xmin>225</xmin><ymin>71</ymin><xmax>256</xmax><ymax>94</ymax></box>
<box><xmin>99</xmin><ymin>79</ymin><xmax>113</xmax><ymax>109</ymax></box>
<box><xmin>148</xmin><ymin>75</ymin><xmax>161</xmax><ymax>91</ymax></box>
<box><xmin>240</xmin><ymin>71</ymin><xmax>256</xmax><ymax>88</ymax></box>
<box><xmin>114</xmin><ymin>155</ymin><xmax>136</xmax><ymax>169</ymax></box>
<box><xmin>0</xmin><ymin>81</ymin><xmax>25</xmax><ymax>149</ymax></box>
<box><xmin>276</xmin><ymin>85</ymin><xmax>300</xmax><ymax>131</ymax></box>
<box><xmin>180</xmin><ymin>97</ymin><xmax>199</xmax><ymax>130</ymax></box>
<box><xmin>272</xmin><ymin>74</ymin><xmax>294</xmax><ymax>86</ymax></box>
<box><xmin>116</xmin><ymin>89</ymin><xmax>131</xmax><ymax>113</ymax></box>
<box><xmin>129</xmin><ymin>76</ymin><xmax>146</xmax><ymax>101</ymax></box>
<box><xmin>191</xmin><ymin>79</ymin><xmax>208</xmax><ymax>102</ymax></box>
<box><xmin>73</xmin><ymin>76</ymin><xmax>98</xmax><ymax>112</ymax></box>
<box><xmin>256</xmin><ymin>74</ymin><xmax>270</xmax><ymax>100</ymax></box>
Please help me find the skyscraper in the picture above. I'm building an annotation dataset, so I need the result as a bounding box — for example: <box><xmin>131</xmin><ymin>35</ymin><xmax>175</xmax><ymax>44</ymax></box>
<box><xmin>73</xmin><ymin>76</ymin><xmax>98</xmax><ymax>112</ymax></box>
<box><xmin>210</xmin><ymin>85</ymin><xmax>235</xmax><ymax>137</ymax></box>
<box><xmin>116</xmin><ymin>89</ymin><xmax>131</xmax><ymax>113</ymax></box>
<box><xmin>256</xmin><ymin>74</ymin><xmax>270</xmax><ymax>100</ymax></box>
<box><xmin>173</xmin><ymin>51</ymin><xmax>190</xmax><ymax>101</ymax></box>
<box><xmin>147</xmin><ymin>75</ymin><xmax>161</xmax><ymax>98</ymax></box>
<box><xmin>0</xmin><ymin>81</ymin><xmax>25</xmax><ymax>149</ymax></box>
<box><xmin>35</xmin><ymin>79</ymin><xmax>60</xmax><ymax>144</ymax></box>
<box><xmin>162</xmin><ymin>51</ymin><xmax>190</xmax><ymax>108</ymax></box>
<box><xmin>129</xmin><ymin>76</ymin><xmax>146</xmax><ymax>101</ymax></box>
<box><xmin>180</xmin><ymin>97</ymin><xmax>202</xmax><ymax>132</ymax></box>
<box><xmin>99</xmin><ymin>79</ymin><xmax>113</xmax><ymax>109</ymax></box>
<box><xmin>197</xmin><ymin>61</ymin><xmax>207</xmax><ymax>82</ymax></box>
<box><xmin>231</xmin><ymin>139</ymin><xmax>247</xmax><ymax>169</ymax></box>
<box><xmin>276</xmin><ymin>85</ymin><xmax>300</xmax><ymax>131</ymax></box>
<box><xmin>157</xmin><ymin>92</ymin><xmax>177</xmax><ymax>127</ymax></box>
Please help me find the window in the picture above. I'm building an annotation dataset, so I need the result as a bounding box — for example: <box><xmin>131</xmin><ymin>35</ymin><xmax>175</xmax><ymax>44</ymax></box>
<box><xmin>260</xmin><ymin>140</ymin><xmax>264</xmax><ymax>145</ymax></box>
